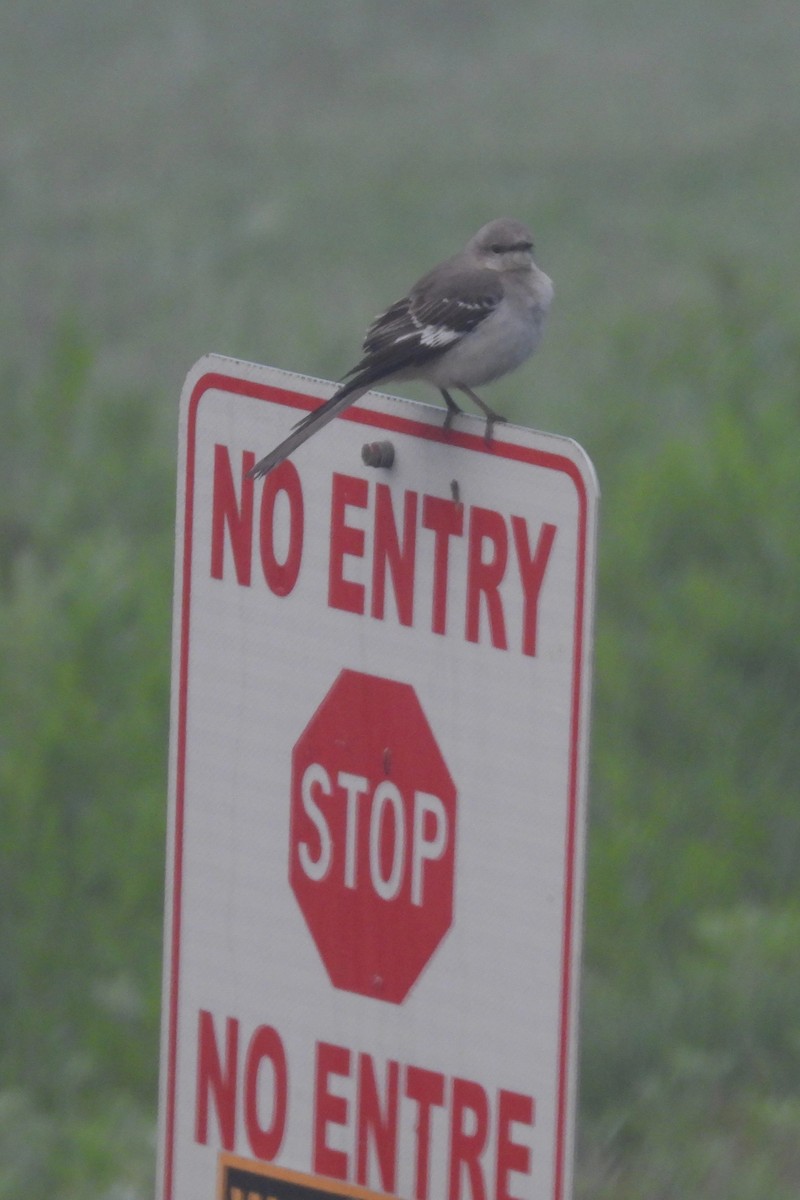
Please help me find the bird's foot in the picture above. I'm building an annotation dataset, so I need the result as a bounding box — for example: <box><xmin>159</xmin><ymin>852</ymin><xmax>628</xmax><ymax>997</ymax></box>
<box><xmin>483</xmin><ymin>412</ymin><xmax>508</xmax><ymax>445</ymax></box>
<box><xmin>440</xmin><ymin>388</ymin><xmax>464</xmax><ymax>433</ymax></box>
<box><xmin>456</xmin><ymin>386</ymin><xmax>507</xmax><ymax>444</ymax></box>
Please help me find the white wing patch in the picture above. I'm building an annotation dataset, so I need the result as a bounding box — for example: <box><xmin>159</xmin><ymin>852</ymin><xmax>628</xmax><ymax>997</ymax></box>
<box><xmin>410</xmin><ymin>308</ymin><xmax>463</xmax><ymax>348</ymax></box>
<box><xmin>418</xmin><ymin>324</ymin><xmax>462</xmax><ymax>348</ymax></box>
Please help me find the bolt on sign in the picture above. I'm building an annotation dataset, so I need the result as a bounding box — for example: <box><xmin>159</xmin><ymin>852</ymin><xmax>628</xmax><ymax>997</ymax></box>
<box><xmin>157</xmin><ymin>355</ymin><xmax>599</xmax><ymax>1200</ymax></box>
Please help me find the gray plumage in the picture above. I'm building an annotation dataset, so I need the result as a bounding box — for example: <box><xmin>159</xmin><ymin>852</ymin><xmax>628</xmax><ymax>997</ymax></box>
<box><xmin>247</xmin><ymin>218</ymin><xmax>553</xmax><ymax>479</ymax></box>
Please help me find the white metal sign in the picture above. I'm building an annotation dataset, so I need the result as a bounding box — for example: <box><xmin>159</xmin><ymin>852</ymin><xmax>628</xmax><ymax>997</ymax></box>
<box><xmin>157</xmin><ymin>354</ymin><xmax>598</xmax><ymax>1200</ymax></box>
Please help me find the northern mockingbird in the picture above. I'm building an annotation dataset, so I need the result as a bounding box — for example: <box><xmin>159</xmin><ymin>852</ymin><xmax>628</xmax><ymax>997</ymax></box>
<box><xmin>247</xmin><ymin>217</ymin><xmax>553</xmax><ymax>479</ymax></box>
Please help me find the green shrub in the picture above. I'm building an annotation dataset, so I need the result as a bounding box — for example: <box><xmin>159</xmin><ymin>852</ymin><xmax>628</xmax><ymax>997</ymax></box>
<box><xmin>0</xmin><ymin>329</ymin><xmax>173</xmax><ymax>1196</ymax></box>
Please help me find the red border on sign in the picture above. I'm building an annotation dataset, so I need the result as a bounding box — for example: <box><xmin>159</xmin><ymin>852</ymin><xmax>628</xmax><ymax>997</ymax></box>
<box><xmin>162</xmin><ymin>371</ymin><xmax>592</xmax><ymax>1200</ymax></box>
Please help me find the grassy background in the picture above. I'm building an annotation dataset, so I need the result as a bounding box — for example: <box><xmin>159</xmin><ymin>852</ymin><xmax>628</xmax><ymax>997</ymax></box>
<box><xmin>1</xmin><ymin>2</ymin><xmax>799</xmax><ymax>1196</ymax></box>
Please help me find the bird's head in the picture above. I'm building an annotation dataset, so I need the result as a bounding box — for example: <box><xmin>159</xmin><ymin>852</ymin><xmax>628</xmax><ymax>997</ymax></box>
<box><xmin>467</xmin><ymin>218</ymin><xmax>536</xmax><ymax>272</ymax></box>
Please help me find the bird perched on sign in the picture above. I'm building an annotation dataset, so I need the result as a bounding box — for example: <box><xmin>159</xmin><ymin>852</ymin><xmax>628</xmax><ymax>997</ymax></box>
<box><xmin>247</xmin><ymin>217</ymin><xmax>553</xmax><ymax>480</ymax></box>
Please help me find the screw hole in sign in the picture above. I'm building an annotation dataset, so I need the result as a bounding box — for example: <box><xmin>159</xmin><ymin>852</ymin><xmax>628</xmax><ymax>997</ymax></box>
<box><xmin>289</xmin><ymin>669</ymin><xmax>458</xmax><ymax>1004</ymax></box>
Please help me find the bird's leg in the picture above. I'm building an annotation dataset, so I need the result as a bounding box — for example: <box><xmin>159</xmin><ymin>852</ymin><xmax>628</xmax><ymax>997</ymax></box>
<box><xmin>458</xmin><ymin>386</ymin><xmax>508</xmax><ymax>444</ymax></box>
<box><xmin>439</xmin><ymin>388</ymin><xmax>464</xmax><ymax>431</ymax></box>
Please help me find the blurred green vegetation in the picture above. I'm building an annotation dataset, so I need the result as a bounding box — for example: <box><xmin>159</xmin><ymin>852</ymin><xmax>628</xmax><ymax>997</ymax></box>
<box><xmin>2</xmin><ymin>2</ymin><xmax>799</xmax><ymax>1197</ymax></box>
<box><xmin>0</xmin><ymin>330</ymin><xmax>171</xmax><ymax>1197</ymax></box>
<box><xmin>578</xmin><ymin>284</ymin><xmax>800</xmax><ymax>1198</ymax></box>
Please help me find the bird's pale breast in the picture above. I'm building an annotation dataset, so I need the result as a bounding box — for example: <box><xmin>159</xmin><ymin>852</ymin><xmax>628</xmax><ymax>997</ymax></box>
<box><xmin>421</xmin><ymin>267</ymin><xmax>553</xmax><ymax>389</ymax></box>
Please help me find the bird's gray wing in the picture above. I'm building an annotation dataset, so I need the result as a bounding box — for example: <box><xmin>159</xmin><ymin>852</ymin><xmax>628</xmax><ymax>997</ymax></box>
<box><xmin>408</xmin><ymin>261</ymin><xmax>503</xmax><ymax>343</ymax></box>
<box><xmin>344</xmin><ymin>262</ymin><xmax>504</xmax><ymax>387</ymax></box>
<box><xmin>247</xmin><ymin>265</ymin><xmax>504</xmax><ymax>480</ymax></box>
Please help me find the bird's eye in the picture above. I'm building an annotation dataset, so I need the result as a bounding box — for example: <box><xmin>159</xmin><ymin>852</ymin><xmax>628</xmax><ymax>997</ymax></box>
<box><xmin>490</xmin><ymin>244</ymin><xmax>504</xmax><ymax>254</ymax></box>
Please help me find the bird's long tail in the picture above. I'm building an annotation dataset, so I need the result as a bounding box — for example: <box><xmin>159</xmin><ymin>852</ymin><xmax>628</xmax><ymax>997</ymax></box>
<box><xmin>246</xmin><ymin>380</ymin><xmax>371</xmax><ymax>479</ymax></box>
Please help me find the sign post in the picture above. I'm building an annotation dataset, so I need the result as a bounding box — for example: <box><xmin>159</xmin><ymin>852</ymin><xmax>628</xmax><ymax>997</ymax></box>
<box><xmin>157</xmin><ymin>354</ymin><xmax>598</xmax><ymax>1200</ymax></box>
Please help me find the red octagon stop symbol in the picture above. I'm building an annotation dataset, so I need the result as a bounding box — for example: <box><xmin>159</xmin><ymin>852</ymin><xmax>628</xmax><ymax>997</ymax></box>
<box><xmin>289</xmin><ymin>669</ymin><xmax>457</xmax><ymax>1004</ymax></box>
